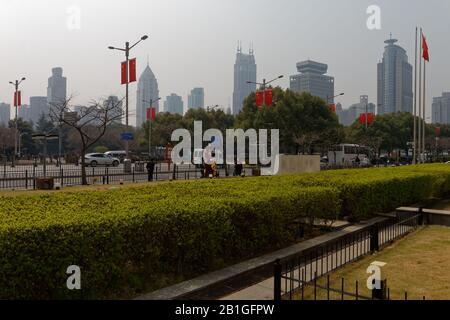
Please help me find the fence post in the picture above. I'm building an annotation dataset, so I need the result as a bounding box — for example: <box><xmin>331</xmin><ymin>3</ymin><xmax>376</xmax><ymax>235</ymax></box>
<box><xmin>106</xmin><ymin>167</ymin><xmax>109</xmax><ymax>185</ymax></box>
<box><xmin>370</xmin><ymin>223</ymin><xmax>379</xmax><ymax>253</ymax></box>
<box><xmin>418</xmin><ymin>207</ymin><xmax>424</xmax><ymax>225</ymax></box>
<box><xmin>33</xmin><ymin>165</ymin><xmax>36</xmax><ymax>190</ymax></box>
<box><xmin>132</xmin><ymin>167</ymin><xmax>135</xmax><ymax>183</ymax></box>
<box><xmin>25</xmin><ymin>170</ymin><xmax>28</xmax><ymax>189</ymax></box>
<box><xmin>273</xmin><ymin>259</ymin><xmax>282</xmax><ymax>301</ymax></box>
<box><xmin>172</xmin><ymin>164</ymin><xmax>177</xmax><ymax>180</ymax></box>
<box><xmin>372</xmin><ymin>279</ymin><xmax>387</xmax><ymax>300</ymax></box>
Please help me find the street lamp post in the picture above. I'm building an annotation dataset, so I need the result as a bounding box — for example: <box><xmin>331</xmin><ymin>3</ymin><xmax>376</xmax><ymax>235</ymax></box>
<box><xmin>108</xmin><ymin>35</ymin><xmax>148</xmax><ymax>160</ymax></box>
<box><xmin>247</xmin><ymin>75</ymin><xmax>284</xmax><ymax>107</ymax></box>
<box><xmin>142</xmin><ymin>97</ymin><xmax>161</xmax><ymax>159</ymax></box>
<box><xmin>9</xmin><ymin>77</ymin><xmax>26</xmax><ymax>167</ymax></box>
<box><xmin>326</xmin><ymin>92</ymin><xmax>345</xmax><ymax>104</ymax></box>
<box><xmin>18</xmin><ymin>132</ymin><xmax>27</xmax><ymax>158</ymax></box>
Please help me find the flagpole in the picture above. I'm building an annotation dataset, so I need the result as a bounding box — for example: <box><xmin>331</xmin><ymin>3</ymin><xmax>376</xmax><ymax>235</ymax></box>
<box><xmin>423</xmin><ymin>57</ymin><xmax>427</xmax><ymax>162</ymax></box>
<box><xmin>413</xmin><ymin>27</ymin><xmax>418</xmax><ymax>165</ymax></box>
<box><xmin>418</xmin><ymin>28</ymin><xmax>423</xmax><ymax>163</ymax></box>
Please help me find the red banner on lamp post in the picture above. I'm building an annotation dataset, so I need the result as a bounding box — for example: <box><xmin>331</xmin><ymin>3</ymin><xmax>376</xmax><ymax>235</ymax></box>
<box><xmin>256</xmin><ymin>89</ymin><xmax>274</xmax><ymax>108</ymax></box>
<box><xmin>146</xmin><ymin>107</ymin><xmax>156</xmax><ymax>121</ymax></box>
<box><xmin>14</xmin><ymin>91</ymin><xmax>21</xmax><ymax>107</ymax></box>
<box><xmin>264</xmin><ymin>89</ymin><xmax>273</xmax><ymax>107</ymax></box>
<box><xmin>329</xmin><ymin>103</ymin><xmax>336</xmax><ymax>113</ymax></box>
<box><xmin>121</xmin><ymin>61</ymin><xmax>127</xmax><ymax>85</ymax></box>
<box><xmin>359</xmin><ymin>113</ymin><xmax>375</xmax><ymax>125</ymax></box>
<box><xmin>255</xmin><ymin>91</ymin><xmax>264</xmax><ymax>108</ymax></box>
<box><xmin>435</xmin><ymin>127</ymin><xmax>441</xmax><ymax>137</ymax></box>
<box><xmin>129</xmin><ymin>58</ymin><xmax>137</xmax><ymax>83</ymax></box>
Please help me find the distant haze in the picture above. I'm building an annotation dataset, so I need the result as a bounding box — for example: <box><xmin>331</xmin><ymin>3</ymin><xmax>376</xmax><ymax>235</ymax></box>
<box><xmin>1</xmin><ymin>0</ymin><xmax>449</xmax><ymax>123</ymax></box>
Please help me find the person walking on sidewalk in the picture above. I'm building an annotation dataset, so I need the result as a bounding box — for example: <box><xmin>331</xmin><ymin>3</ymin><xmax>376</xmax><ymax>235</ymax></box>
<box><xmin>146</xmin><ymin>158</ymin><xmax>156</xmax><ymax>182</ymax></box>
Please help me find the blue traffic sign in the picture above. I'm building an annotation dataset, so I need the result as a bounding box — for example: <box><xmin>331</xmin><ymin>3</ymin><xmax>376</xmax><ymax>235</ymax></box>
<box><xmin>121</xmin><ymin>132</ymin><xmax>134</xmax><ymax>141</ymax></box>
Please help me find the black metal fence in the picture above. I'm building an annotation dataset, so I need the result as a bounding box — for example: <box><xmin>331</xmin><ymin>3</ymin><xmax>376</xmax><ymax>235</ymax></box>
<box><xmin>274</xmin><ymin>212</ymin><xmax>422</xmax><ymax>300</ymax></box>
<box><xmin>282</xmin><ymin>272</ymin><xmax>426</xmax><ymax>300</ymax></box>
<box><xmin>0</xmin><ymin>163</ymin><xmax>251</xmax><ymax>190</ymax></box>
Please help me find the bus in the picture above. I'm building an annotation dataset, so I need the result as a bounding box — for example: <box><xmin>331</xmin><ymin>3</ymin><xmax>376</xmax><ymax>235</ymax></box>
<box><xmin>328</xmin><ymin>144</ymin><xmax>370</xmax><ymax>166</ymax></box>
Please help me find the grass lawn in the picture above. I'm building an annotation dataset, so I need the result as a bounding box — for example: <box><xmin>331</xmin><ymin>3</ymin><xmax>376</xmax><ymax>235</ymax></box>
<box><xmin>296</xmin><ymin>226</ymin><xmax>450</xmax><ymax>300</ymax></box>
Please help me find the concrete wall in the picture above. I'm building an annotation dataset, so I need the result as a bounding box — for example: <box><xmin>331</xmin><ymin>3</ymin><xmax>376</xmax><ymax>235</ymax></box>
<box><xmin>262</xmin><ymin>155</ymin><xmax>320</xmax><ymax>176</ymax></box>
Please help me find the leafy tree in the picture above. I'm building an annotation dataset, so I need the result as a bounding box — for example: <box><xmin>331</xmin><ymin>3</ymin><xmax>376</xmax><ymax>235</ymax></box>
<box><xmin>8</xmin><ymin>118</ymin><xmax>37</xmax><ymax>155</ymax></box>
<box><xmin>235</xmin><ymin>88</ymin><xmax>340</xmax><ymax>154</ymax></box>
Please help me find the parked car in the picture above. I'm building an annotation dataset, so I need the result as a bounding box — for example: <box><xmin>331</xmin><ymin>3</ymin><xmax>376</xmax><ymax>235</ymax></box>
<box><xmin>84</xmin><ymin>153</ymin><xmax>120</xmax><ymax>167</ymax></box>
<box><xmin>104</xmin><ymin>150</ymin><xmax>141</xmax><ymax>163</ymax></box>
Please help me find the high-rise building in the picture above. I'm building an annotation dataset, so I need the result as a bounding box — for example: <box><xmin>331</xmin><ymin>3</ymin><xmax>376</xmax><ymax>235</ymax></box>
<box><xmin>188</xmin><ymin>88</ymin><xmax>205</xmax><ymax>109</ymax></box>
<box><xmin>17</xmin><ymin>105</ymin><xmax>31</xmax><ymax>123</ymax></box>
<box><xmin>104</xmin><ymin>95</ymin><xmax>123</xmax><ymax>124</ymax></box>
<box><xmin>0</xmin><ymin>103</ymin><xmax>10</xmax><ymax>126</ymax></box>
<box><xmin>232</xmin><ymin>44</ymin><xmax>257</xmax><ymax>115</ymax></box>
<box><xmin>337</xmin><ymin>96</ymin><xmax>376</xmax><ymax>126</ymax></box>
<box><xmin>30</xmin><ymin>96</ymin><xmax>49</xmax><ymax>124</ymax></box>
<box><xmin>377</xmin><ymin>36</ymin><xmax>413</xmax><ymax>114</ymax></box>
<box><xmin>290</xmin><ymin>60</ymin><xmax>335</xmax><ymax>103</ymax></box>
<box><xmin>136</xmin><ymin>62</ymin><xmax>159</xmax><ymax>128</ymax></box>
<box><xmin>164</xmin><ymin>94</ymin><xmax>184</xmax><ymax>115</ymax></box>
<box><xmin>47</xmin><ymin>67</ymin><xmax>67</xmax><ymax>118</ymax></box>
<box><xmin>432</xmin><ymin>92</ymin><xmax>450</xmax><ymax>124</ymax></box>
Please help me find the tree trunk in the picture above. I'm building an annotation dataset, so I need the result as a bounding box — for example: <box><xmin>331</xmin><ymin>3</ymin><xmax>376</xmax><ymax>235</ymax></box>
<box><xmin>81</xmin><ymin>149</ymin><xmax>87</xmax><ymax>185</ymax></box>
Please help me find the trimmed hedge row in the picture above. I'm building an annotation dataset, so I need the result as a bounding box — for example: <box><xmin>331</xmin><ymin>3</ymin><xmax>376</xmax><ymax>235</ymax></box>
<box><xmin>1</xmin><ymin>164</ymin><xmax>450</xmax><ymax>299</ymax></box>
<box><xmin>0</xmin><ymin>179</ymin><xmax>339</xmax><ymax>299</ymax></box>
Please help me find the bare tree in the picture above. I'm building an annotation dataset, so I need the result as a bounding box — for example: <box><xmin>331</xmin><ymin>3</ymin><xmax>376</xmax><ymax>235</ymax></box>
<box><xmin>49</xmin><ymin>95</ymin><xmax>124</xmax><ymax>185</ymax></box>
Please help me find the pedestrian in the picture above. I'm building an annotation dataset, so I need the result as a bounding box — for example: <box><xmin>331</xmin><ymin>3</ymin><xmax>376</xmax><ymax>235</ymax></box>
<box><xmin>146</xmin><ymin>158</ymin><xmax>156</xmax><ymax>182</ymax></box>
<box><xmin>235</xmin><ymin>158</ymin><xmax>243</xmax><ymax>177</ymax></box>
<box><xmin>355</xmin><ymin>155</ymin><xmax>361</xmax><ymax>167</ymax></box>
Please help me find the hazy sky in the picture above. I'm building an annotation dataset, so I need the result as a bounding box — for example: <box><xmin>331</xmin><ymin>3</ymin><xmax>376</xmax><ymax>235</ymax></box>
<box><xmin>1</xmin><ymin>0</ymin><xmax>450</xmax><ymax>124</ymax></box>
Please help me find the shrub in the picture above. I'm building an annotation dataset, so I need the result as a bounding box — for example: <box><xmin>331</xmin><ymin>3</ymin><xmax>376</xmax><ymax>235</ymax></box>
<box><xmin>1</xmin><ymin>164</ymin><xmax>450</xmax><ymax>298</ymax></box>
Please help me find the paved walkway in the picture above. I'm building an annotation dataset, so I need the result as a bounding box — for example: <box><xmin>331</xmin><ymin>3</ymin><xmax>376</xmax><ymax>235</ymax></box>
<box><xmin>136</xmin><ymin>219</ymin><xmax>383</xmax><ymax>300</ymax></box>
<box><xmin>221</xmin><ymin>222</ymin><xmax>415</xmax><ymax>300</ymax></box>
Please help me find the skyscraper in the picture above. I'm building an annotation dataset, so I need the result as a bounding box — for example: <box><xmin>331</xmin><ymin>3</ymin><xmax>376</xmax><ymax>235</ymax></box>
<box><xmin>30</xmin><ymin>96</ymin><xmax>49</xmax><ymax>124</ymax></box>
<box><xmin>136</xmin><ymin>61</ymin><xmax>159</xmax><ymax>128</ymax></box>
<box><xmin>232</xmin><ymin>43</ymin><xmax>257</xmax><ymax>115</ymax></box>
<box><xmin>290</xmin><ymin>60</ymin><xmax>335</xmax><ymax>103</ymax></box>
<box><xmin>47</xmin><ymin>67</ymin><xmax>67</xmax><ymax>111</ymax></box>
<box><xmin>0</xmin><ymin>103</ymin><xmax>10</xmax><ymax>126</ymax></box>
<box><xmin>164</xmin><ymin>94</ymin><xmax>184</xmax><ymax>115</ymax></box>
<box><xmin>432</xmin><ymin>92</ymin><xmax>450</xmax><ymax>124</ymax></box>
<box><xmin>377</xmin><ymin>36</ymin><xmax>413</xmax><ymax>114</ymax></box>
<box><xmin>17</xmin><ymin>104</ymin><xmax>31</xmax><ymax>123</ymax></box>
<box><xmin>104</xmin><ymin>95</ymin><xmax>123</xmax><ymax>124</ymax></box>
<box><xmin>188</xmin><ymin>88</ymin><xmax>205</xmax><ymax>109</ymax></box>
<box><xmin>337</xmin><ymin>96</ymin><xmax>376</xmax><ymax>127</ymax></box>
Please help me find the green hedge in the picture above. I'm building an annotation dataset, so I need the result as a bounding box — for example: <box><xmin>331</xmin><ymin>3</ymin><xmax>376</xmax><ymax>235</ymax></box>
<box><xmin>1</xmin><ymin>164</ymin><xmax>450</xmax><ymax>299</ymax></box>
<box><xmin>0</xmin><ymin>179</ymin><xmax>339</xmax><ymax>299</ymax></box>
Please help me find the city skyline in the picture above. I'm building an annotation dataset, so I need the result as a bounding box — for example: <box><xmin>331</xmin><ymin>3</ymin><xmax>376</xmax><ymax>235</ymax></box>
<box><xmin>1</xmin><ymin>0</ymin><xmax>449</xmax><ymax>124</ymax></box>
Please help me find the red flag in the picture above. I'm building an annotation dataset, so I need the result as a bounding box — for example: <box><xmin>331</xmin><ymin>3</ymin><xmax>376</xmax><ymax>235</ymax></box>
<box><xmin>255</xmin><ymin>91</ymin><xmax>264</xmax><ymax>108</ymax></box>
<box><xmin>129</xmin><ymin>58</ymin><xmax>137</xmax><ymax>83</ymax></box>
<box><xmin>14</xmin><ymin>91</ymin><xmax>21</xmax><ymax>107</ymax></box>
<box><xmin>146</xmin><ymin>107</ymin><xmax>156</xmax><ymax>121</ymax></box>
<box><xmin>422</xmin><ymin>34</ymin><xmax>429</xmax><ymax>62</ymax></box>
<box><xmin>121</xmin><ymin>61</ymin><xmax>127</xmax><ymax>85</ymax></box>
<box><xmin>264</xmin><ymin>89</ymin><xmax>273</xmax><ymax>107</ymax></box>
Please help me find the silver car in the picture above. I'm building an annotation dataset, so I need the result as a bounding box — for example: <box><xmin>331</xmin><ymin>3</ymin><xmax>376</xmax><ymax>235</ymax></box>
<box><xmin>84</xmin><ymin>153</ymin><xmax>120</xmax><ymax>167</ymax></box>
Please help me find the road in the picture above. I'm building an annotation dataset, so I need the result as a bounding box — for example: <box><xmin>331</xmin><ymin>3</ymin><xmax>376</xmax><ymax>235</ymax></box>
<box><xmin>0</xmin><ymin>162</ymin><xmax>251</xmax><ymax>190</ymax></box>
